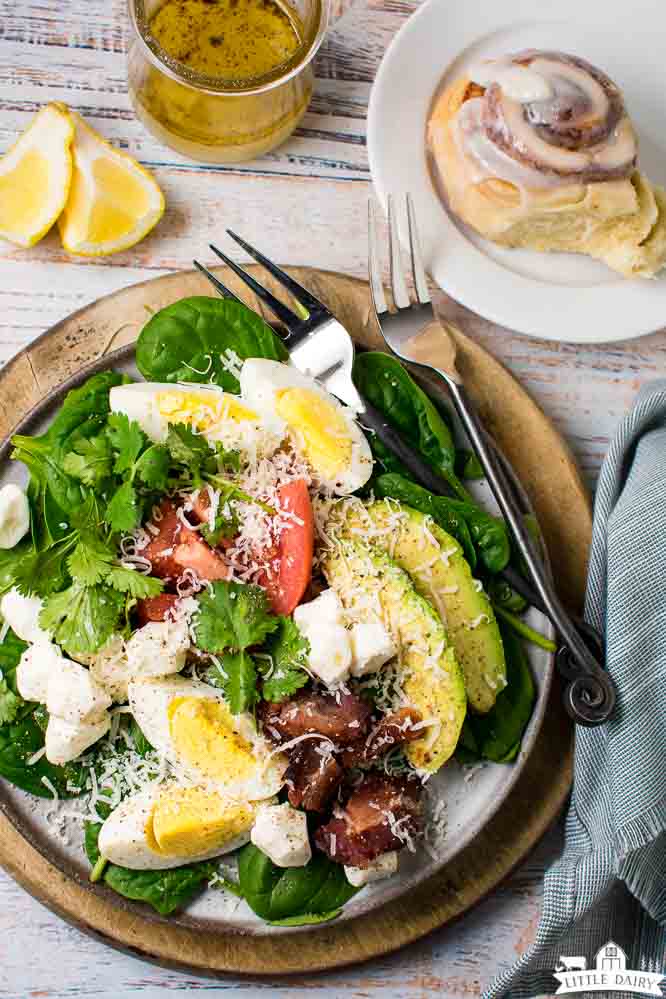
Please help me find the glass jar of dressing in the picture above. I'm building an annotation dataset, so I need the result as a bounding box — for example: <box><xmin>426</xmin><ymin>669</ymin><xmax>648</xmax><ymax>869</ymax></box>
<box><xmin>127</xmin><ymin>0</ymin><xmax>328</xmax><ymax>163</ymax></box>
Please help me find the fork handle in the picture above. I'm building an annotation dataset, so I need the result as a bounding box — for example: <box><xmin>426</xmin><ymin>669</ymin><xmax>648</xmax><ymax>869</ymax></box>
<box><xmin>357</xmin><ymin>397</ymin><xmax>457</xmax><ymax>491</ymax></box>
<box><xmin>441</xmin><ymin>377</ymin><xmax>616</xmax><ymax>727</ymax></box>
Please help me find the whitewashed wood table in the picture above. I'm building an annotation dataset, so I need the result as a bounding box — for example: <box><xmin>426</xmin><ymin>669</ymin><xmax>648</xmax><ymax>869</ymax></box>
<box><xmin>0</xmin><ymin>1</ymin><xmax>663</xmax><ymax>996</ymax></box>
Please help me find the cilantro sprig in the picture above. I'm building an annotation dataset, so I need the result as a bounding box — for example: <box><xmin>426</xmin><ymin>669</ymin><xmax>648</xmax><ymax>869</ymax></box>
<box><xmin>259</xmin><ymin>618</ymin><xmax>310</xmax><ymax>703</ymax></box>
<box><xmin>197</xmin><ymin>583</ymin><xmax>310</xmax><ymax>711</ymax></box>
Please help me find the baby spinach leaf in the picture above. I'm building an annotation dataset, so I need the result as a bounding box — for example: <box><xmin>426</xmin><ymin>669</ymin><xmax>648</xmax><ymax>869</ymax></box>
<box><xmin>455</xmin><ymin>448</ymin><xmax>484</xmax><ymax>480</ymax></box>
<box><xmin>42</xmin><ymin>372</ymin><xmax>127</xmax><ymax>448</ymax></box>
<box><xmin>462</xmin><ymin>623</ymin><xmax>535</xmax><ymax>763</ymax></box>
<box><xmin>84</xmin><ymin>822</ymin><xmax>215</xmax><ymax>915</ymax></box>
<box><xmin>194</xmin><ymin>580</ymin><xmax>279</xmax><ymax>654</ymax></box>
<box><xmin>354</xmin><ymin>352</ymin><xmax>467</xmax><ymax>498</ymax></box>
<box><xmin>0</xmin><ymin>713</ymin><xmax>89</xmax><ymax>797</ymax></box>
<box><xmin>259</xmin><ymin>617</ymin><xmax>310</xmax><ymax>702</ymax></box>
<box><xmin>373</xmin><ymin>473</ymin><xmax>510</xmax><ymax>573</ymax></box>
<box><xmin>269</xmin><ymin>910</ymin><xmax>343</xmax><ymax>926</ymax></box>
<box><xmin>373</xmin><ymin>473</ymin><xmax>477</xmax><ymax>568</ymax></box>
<box><xmin>135</xmin><ymin>297</ymin><xmax>288</xmax><ymax>391</ymax></box>
<box><xmin>0</xmin><ymin>634</ymin><xmax>90</xmax><ymax>797</ymax></box>
<box><xmin>237</xmin><ymin>844</ymin><xmax>357</xmax><ymax>923</ymax></box>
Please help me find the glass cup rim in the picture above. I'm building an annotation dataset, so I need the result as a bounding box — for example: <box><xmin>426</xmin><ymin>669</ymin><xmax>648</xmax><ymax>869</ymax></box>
<box><xmin>128</xmin><ymin>0</ymin><xmax>329</xmax><ymax>96</ymax></box>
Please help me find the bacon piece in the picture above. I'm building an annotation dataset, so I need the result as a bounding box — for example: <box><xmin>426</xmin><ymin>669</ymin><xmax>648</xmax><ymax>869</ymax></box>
<box><xmin>315</xmin><ymin>773</ymin><xmax>423</xmax><ymax>867</ymax></box>
<box><xmin>142</xmin><ymin>500</ymin><xmax>229</xmax><ymax>582</ymax></box>
<box><xmin>258</xmin><ymin>690</ymin><xmax>372</xmax><ymax>747</ymax></box>
<box><xmin>284</xmin><ymin>739</ymin><xmax>344</xmax><ymax>812</ymax></box>
<box><xmin>339</xmin><ymin>708</ymin><xmax>423</xmax><ymax>768</ymax></box>
<box><xmin>135</xmin><ymin>593</ymin><xmax>180</xmax><ymax>626</ymax></box>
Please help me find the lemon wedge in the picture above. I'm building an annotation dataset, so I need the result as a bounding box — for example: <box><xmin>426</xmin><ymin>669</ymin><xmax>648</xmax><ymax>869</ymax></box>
<box><xmin>0</xmin><ymin>103</ymin><xmax>73</xmax><ymax>248</ymax></box>
<box><xmin>58</xmin><ymin>112</ymin><xmax>165</xmax><ymax>256</ymax></box>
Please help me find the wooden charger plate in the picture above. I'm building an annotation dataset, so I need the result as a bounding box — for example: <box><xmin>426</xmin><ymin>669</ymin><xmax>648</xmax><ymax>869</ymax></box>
<box><xmin>0</xmin><ymin>267</ymin><xmax>588</xmax><ymax>976</ymax></box>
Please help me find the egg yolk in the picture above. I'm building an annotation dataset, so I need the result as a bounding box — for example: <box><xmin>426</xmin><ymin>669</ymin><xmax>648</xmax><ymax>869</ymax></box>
<box><xmin>147</xmin><ymin>786</ymin><xmax>256</xmax><ymax>857</ymax></box>
<box><xmin>275</xmin><ymin>388</ymin><xmax>351</xmax><ymax>478</ymax></box>
<box><xmin>167</xmin><ymin>696</ymin><xmax>257</xmax><ymax>783</ymax></box>
<box><xmin>157</xmin><ymin>389</ymin><xmax>258</xmax><ymax>432</ymax></box>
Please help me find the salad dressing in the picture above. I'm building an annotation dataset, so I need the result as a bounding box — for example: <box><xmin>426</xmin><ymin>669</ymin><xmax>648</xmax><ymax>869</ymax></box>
<box><xmin>128</xmin><ymin>0</ymin><xmax>319</xmax><ymax>163</ymax></box>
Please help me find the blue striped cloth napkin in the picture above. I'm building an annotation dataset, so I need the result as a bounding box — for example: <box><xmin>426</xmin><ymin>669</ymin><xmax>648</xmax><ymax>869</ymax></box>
<box><xmin>484</xmin><ymin>381</ymin><xmax>666</xmax><ymax>999</ymax></box>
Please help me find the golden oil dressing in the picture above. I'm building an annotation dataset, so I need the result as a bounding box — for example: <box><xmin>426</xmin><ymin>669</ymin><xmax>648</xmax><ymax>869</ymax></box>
<box><xmin>128</xmin><ymin>0</ymin><xmax>313</xmax><ymax>162</ymax></box>
<box><xmin>148</xmin><ymin>0</ymin><xmax>301</xmax><ymax>81</ymax></box>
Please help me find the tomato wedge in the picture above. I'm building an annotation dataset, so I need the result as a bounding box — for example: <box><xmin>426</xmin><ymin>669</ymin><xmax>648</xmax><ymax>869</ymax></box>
<box><xmin>261</xmin><ymin>479</ymin><xmax>314</xmax><ymax>616</ymax></box>
<box><xmin>142</xmin><ymin>500</ymin><xmax>229</xmax><ymax>582</ymax></box>
<box><xmin>136</xmin><ymin>593</ymin><xmax>180</xmax><ymax>626</ymax></box>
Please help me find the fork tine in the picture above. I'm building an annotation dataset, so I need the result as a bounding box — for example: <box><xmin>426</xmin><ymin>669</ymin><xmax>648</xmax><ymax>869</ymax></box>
<box><xmin>368</xmin><ymin>200</ymin><xmax>388</xmax><ymax>315</ymax></box>
<box><xmin>193</xmin><ymin>260</ymin><xmax>242</xmax><ymax>303</ymax></box>
<box><xmin>405</xmin><ymin>194</ymin><xmax>431</xmax><ymax>305</ymax></box>
<box><xmin>387</xmin><ymin>194</ymin><xmax>411</xmax><ymax>310</ymax></box>
<box><xmin>225</xmin><ymin>229</ymin><xmax>327</xmax><ymax>317</ymax></box>
<box><xmin>209</xmin><ymin>243</ymin><xmax>302</xmax><ymax>331</ymax></box>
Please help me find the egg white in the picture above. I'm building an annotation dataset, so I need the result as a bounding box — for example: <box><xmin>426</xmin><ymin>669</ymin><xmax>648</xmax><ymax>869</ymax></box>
<box><xmin>128</xmin><ymin>676</ymin><xmax>285</xmax><ymax>801</ymax></box>
<box><xmin>239</xmin><ymin>359</ymin><xmax>373</xmax><ymax>494</ymax></box>
<box><xmin>97</xmin><ymin>785</ymin><xmax>254</xmax><ymax>870</ymax></box>
<box><xmin>109</xmin><ymin>381</ymin><xmax>282</xmax><ymax>457</ymax></box>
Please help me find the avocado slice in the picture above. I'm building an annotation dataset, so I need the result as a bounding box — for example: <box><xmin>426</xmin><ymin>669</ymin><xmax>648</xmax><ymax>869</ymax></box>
<box><xmin>334</xmin><ymin>500</ymin><xmax>507</xmax><ymax>713</ymax></box>
<box><xmin>321</xmin><ymin>539</ymin><xmax>466</xmax><ymax>773</ymax></box>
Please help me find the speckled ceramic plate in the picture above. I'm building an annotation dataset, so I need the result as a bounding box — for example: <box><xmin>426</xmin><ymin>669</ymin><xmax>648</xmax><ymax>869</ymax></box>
<box><xmin>0</xmin><ymin>268</ymin><xmax>584</xmax><ymax>974</ymax></box>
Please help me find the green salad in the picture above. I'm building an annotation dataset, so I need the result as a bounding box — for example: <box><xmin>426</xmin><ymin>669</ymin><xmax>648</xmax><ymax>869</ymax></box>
<box><xmin>0</xmin><ymin>296</ymin><xmax>543</xmax><ymax>922</ymax></box>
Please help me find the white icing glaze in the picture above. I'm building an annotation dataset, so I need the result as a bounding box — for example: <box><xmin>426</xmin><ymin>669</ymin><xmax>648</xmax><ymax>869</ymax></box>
<box><xmin>468</xmin><ymin>60</ymin><xmax>554</xmax><ymax>103</ymax></box>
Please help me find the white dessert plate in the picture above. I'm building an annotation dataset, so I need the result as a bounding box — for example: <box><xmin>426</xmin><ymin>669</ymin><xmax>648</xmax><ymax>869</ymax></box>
<box><xmin>367</xmin><ymin>0</ymin><xmax>666</xmax><ymax>343</ymax></box>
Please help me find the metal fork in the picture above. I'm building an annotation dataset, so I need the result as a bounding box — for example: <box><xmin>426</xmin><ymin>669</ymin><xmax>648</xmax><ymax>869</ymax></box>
<box><xmin>368</xmin><ymin>195</ymin><xmax>616</xmax><ymax>727</ymax></box>
<box><xmin>195</xmin><ymin>233</ymin><xmax>462</xmax><ymax>486</ymax></box>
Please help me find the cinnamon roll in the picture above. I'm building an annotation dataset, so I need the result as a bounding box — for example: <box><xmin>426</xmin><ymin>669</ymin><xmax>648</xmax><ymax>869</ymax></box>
<box><xmin>427</xmin><ymin>50</ymin><xmax>666</xmax><ymax>278</ymax></box>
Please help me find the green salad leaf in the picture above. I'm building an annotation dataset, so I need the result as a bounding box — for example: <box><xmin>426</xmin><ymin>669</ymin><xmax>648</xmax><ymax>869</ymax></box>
<box><xmin>353</xmin><ymin>352</ymin><xmax>468</xmax><ymax>499</ymax></box>
<box><xmin>84</xmin><ymin>822</ymin><xmax>215</xmax><ymax>916</ymax></box>
<box><xmin>194</xmin><ymin>580</ymin><xmax>279</xmax><ymax>655</ymax></box>
<box><xmin>135</xmin><ymin>297</ymin><xmax>288</xmax><ymax>391</ymax></box>
<box><xmin>259</xmin><ymin>617</ymin><xmax>310</xmax><ymax>702</ymax></box>
<box><xmin>237</xmin><ymin>844</ymin><xmax>357</xmax><ymax>924</ymax></box>
<box><xmin>455</xmin><ymin>448</ymin><xmax>484</xmax><ymax>480</ymax></box>
<box><xmin>373</xmin><ymin>473</ymin><xmax>510</xmax><ymax>573</ymax></box>
<box><xmin>0</xmin><ymin>629</ymin><xmax>90</xmax><ymax>798</ymax></box>
<box><xmin>205</xmin><ymin>649</ymin><xmax>259</xmax><ymax>714</ymax></box>
<box><xmin>40</xmin><ymin>582</ymin><xmax>125</xmax><ymax>655</ymax></box>
<box><xmin>458</xmin><ymin>623</ymin><xmax>536</xmax><ymax>763</ymax></box>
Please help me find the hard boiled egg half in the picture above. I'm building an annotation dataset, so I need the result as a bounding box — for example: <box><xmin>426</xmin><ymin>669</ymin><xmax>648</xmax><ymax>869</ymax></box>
<box><xmin>240</xmin><ymin>359</ymin><xmax>373</xmax><ymax>494</ymax></box>
<box><xmin>98</xmin><ymin>783</ymin><xmax>263</xmax><ymax>870</ymax></box>
<box><xmin>128</xmin><ymin>676</ymin><xmax>286</xmax><ymax>801</ymax></box>
<box><xmin>109</xmin><ymin>381</ymin><xmax>281</xmax><ymax>457</ymax></box>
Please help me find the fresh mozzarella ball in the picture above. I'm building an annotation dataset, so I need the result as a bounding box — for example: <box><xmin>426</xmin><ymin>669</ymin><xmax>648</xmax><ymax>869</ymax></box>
<box><xmin>125</xmin><ymin>620</ymin><xmax>189</xmax><ymax>681</ymax></box>
<box><xmin>344</xmin><ymin>851</ymin><xmax>399</xmax><ymax>886</ymax></box>
<box><xmin>88</xmin><ymin>635</ymin><xmax>129</xmax><ymax>703</ymax></box>
<box><xmin>45</xmin><ymin>713</ymin><xmax>110</xmax><ymax>765</ymax></box>
<box><xmin>98</xmin><ymin>785</ymin><xmax>258</xmax><ymax>870</ymax></box>
<box><xmin>46</xmin><ymin>657</ymin><xmax>112</xmax><ymax>725</ymax></box>
<box><xmin>293</xmin><ymin>591</ymin><xmax>352</xmax><ymax>685</ymax></box>
<box><xmin>250</xmin><ymin>802</ymin><xmax>312</xmax><ymax>868</ymax></box>
<box><xmin>16</xmin><ymin>643</ymin><xmax>63</xmax><ymax>703</ymax></box>
<box><xmin>109</xmin><ymin>382</ymin><xmax>281</xmax><ymax>457</ymax></box>
<box><xmin>0</xmin><ymin>484</ymin><xmax>30</xmax><ymax>549</ymax></box>
<box><xmin>0</xmin><ymin>588</ymin><xmax>50</xmax><ymax>644</ymax></box>
<box><xmin>293</xmin><ymin>588</ymin><xmax>342</xmax><ymax>629</ymax></box>
<box><xmin>306</xmin><ymin>622</ymin><xmax>352</xmax><ymax>687</ymax></box>
<box><xmin>128</xmin><ymin>676</ymin><xmax>285</xmax><ymax>801</ymax></box>
<box><xmin>240</xmin><ymin>359</ymin><xmax>373</xmax><ymax>494</ymax></box>
<box><xmin>349</xmin><ymin>619</ymin><xmax>397</xmax><ymax>677</ymax></box>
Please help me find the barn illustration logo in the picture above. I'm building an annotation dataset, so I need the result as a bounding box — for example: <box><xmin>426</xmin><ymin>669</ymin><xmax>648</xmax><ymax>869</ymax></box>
<box><xmin>553</xmin><ymin>941</ymin><xmax>665</xmax><ymax>996</ymax></box>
